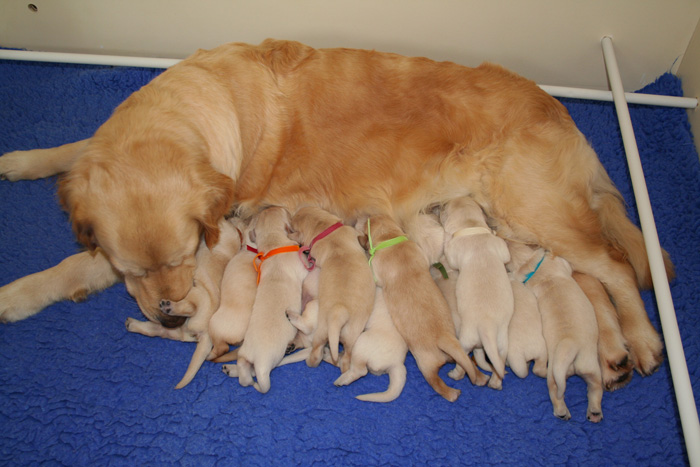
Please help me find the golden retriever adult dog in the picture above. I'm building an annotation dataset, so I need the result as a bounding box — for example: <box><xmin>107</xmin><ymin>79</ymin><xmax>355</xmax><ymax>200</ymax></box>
<box><xmin>0</xmin><ymin>38</ymin><xmax>672</xmax><ymax>377</ymax></box>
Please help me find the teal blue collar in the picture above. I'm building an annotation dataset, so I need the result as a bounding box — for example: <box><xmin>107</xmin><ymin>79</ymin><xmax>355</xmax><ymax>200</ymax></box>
<box><xmin>522</xmin><ymin>253</ymin><xmax>546</xmax><ymax>284</ymax></box>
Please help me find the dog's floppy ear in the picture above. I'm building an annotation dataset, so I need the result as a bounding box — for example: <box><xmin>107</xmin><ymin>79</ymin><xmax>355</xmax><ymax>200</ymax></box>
<box><xmin>194</xmin><ymin>164</ymin><xmax>236</xmax><ymax>250</ymax></box>
<box><xmin>58</xmin><ymin>171</ymin><xmax>99</xmax><ymax>251</ymax></box>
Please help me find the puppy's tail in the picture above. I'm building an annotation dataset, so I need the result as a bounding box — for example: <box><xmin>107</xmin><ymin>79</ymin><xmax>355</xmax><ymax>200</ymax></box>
<box><xmin>175</xmin><ymin>333</ymin><xmax>213</xmax><ymax>389</ymax></box>
<box><xmin>211</xmin><ymin>347</ymin><xmax>240</xmax><ymax>363</ymax></box>
<box><xmin>327</xmin><ymin>305</ymin><xmax>349</xmax><ymax>364</ymax></box>
<box><xmin>592</xmin><ymin>163</ymin><xmax>674</xmax><ymax>289</ymax></box>
<box><xmin>356</xmin><ymin>364</ymin><xmax>407</xmax><ymax>403</ymax></box>
<box><xmin>552</xmin><ymin>339</ymin><xmax>578</xmax><ymax>400</ymax></box>
<box><xmin>478</xmin><ymin>325</ymin><xmax>506</xmax><ymax>379</ymax></box>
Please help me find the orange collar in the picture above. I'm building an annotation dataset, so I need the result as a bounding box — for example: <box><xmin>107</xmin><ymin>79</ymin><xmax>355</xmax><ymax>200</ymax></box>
<box><xmin>253</xmin><ymin>245</ymin><xmax>301</xmax><ymax>284</ymax></box>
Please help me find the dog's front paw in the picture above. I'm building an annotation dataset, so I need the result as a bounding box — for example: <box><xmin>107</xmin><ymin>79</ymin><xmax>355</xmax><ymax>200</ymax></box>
<box><xmin>627</xmin><ymin>329</ymin><xmax>664</xmax><ymax>376</ymax></box>
<box><xmin>0</xmin><ymin>281</ymin><xmax>46</xmax><ymax>323</ymax></box>
<box><xmin>0</xmin><ymin>150</ymin><xmax>34</xmax><ymax>181</ymax></box>
<box><xmin>159</xmin><ymin>299</ymin><xmax>173</xmax><ymax>315</ymax></box>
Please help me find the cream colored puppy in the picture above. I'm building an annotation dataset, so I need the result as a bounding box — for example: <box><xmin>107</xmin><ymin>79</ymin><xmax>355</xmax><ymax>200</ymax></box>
<box><xmin>333</xmin><ymin>287</ymin><xmax>409</xmax><ymax>402</ymax></box>
<box><xmin>357</xmin><ymin>214</ymin><xmax>488</xmax><ymax>402</ymax></box>
<box><xmin>503</xmin><ymin>241</ymin><xmax>548</xmax><ymax>379</ymax></box>
<box><xmin>573</xmin><ymin>272</ymin><xmax>634</xmax><ymax>391</ymax></box>
<box><xmin>125</xmin><ymin>217</ymin><xmax>242</xmax><ymax>388</ymax></box>
<box><xmin>222</xmin><ymin>206</ymin><xmax>308</xmax><ymax>393</ymax></box>
<box><xmin>513</xmin><ymin>248</ymin><xmax>603</xmax><ymax>423</ymax></box>
<box><xmin>206</xmin><ymin>219</ymin><xmax>259</xmax><ymax>363</ymax></box>
<box><xmin>289</xmin><ymin>206</ymin><xmax>375</xmax><ymax>369</ymax></box>
<box><xmin>440</xmin><ymin>196</ymin><xmax>513</xmax><ymax>390</ymax></box>
<box><xmin>506</xmin><ymin>272</ymin><xmax>548</xmax><ymax>379</ymax></box>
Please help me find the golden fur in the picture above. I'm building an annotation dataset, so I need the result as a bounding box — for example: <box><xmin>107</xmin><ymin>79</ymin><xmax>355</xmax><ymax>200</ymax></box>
<box><xmin>0</xmin><ymin>38</ymin><xmax>673</xmax><ymax>376</ymax></box>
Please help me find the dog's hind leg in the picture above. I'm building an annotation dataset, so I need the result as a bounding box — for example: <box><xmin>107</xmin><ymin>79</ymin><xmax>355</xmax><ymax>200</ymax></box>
<box><xmin>574</xmin><ymin>272</ymin><xmax>633</xmax><ymax>391</ymax></box>
<box><xmin>559</xmin><ymin>244</ymin><xmax>662</xmax><ymax>376</ymax></box>
<box><xmin>0</xmin><ymin>139</ymin><xmax>89</xmax><ymax>180</ymax></box>
<box><xmin>0</xmin><ymin>249</ymin><xmax>120</xmax><ymax>323</ymax></box>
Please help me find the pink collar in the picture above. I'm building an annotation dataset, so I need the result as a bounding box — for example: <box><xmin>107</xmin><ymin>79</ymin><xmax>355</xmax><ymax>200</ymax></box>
<box><xmin>299</xmin><ymin>221</ymin><xmax>344</xmax><ymax>270</ymax></box>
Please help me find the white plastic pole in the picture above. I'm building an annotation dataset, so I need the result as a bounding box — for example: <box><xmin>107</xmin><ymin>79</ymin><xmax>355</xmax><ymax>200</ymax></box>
<box><xmin>539</xmin><ymin>84</ymin><xmax>697</xmax><ymax>109</ymax></box>
<box><xmin>0</xmin><ymin>49</ymin><xmax>180</xmax><ymax>69</ymax></box>
<box><xmin>601</xmin><ymin>35</ymin><xmax>700</xmax><ymax>467</ymax></box>
<box><xmin>0</xmin><ymin>48</ymin><xmax>696</xmax><ymax>109</ymax></box>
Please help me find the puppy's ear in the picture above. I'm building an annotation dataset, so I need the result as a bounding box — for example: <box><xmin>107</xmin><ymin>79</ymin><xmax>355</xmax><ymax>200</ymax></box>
<box><xmin>194</xmin><ymin>165</ymin><xmax>236</xmax><ymax>249</ymax></box>
<box><xmin>58</xmin><ymin>171</ymin><xmax>99</xmax><ymax>251</ymax></box>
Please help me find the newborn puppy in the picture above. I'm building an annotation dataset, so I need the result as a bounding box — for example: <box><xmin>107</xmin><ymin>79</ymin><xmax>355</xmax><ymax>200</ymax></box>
<box><xmin>290</xmin><ymin>206</ymin><xmax>375</xmax><ymax>369</ymax></box>
<box><xmin>333</xmin><ymin>287</ymin><xmax>409</xmax><ymax>402</ymax></box>
<box><xmin>513</xmin><ymin>247</ymin><xmax>604</xmax><ymax>423</ymax></box>
<box><xmin>358</xmin><ymin>214</ymin><xmax>488</xmax><ymax>402</ymax></box>
<box><xmin>573</xmin><ymin>272</ymin><xmax>633</xmax><ymax>391</ymax></box>
<box><xmin>222</xmin><ymin>206</ymin><xmax>308</xmax><ymax>393</ymax></box>
<box><xmin>506</xmin><ymin>271</ymin><xmax>548</xmax><ymax>378</ymax></box>
<box><xmin>440</xmin><ymin>196</ymin><xmax>513</xmax><ymax>390</ymax></box>
<box><xmin>207</xmin><ymin>218</ymin><xmax>259</xmax><ymax>363</ymax></box>
<box><xmin>125</xmin><ymin>217</ymin><xmax>242</xmax><ymax>388</ymax></box>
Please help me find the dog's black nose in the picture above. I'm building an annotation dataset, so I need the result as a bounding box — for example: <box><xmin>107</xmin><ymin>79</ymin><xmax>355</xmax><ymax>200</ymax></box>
<box><xmin>158</xmin><ymin>313</ymin><xmax>186</xmax><ymax>328</ymax></box>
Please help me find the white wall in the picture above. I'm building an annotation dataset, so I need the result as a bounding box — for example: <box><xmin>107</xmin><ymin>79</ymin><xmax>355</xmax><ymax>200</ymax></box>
<box><xmin>1</xmin><ymin>0</ymin><xmax>699</xmax><ymax>92</ymax></box>
<box><xmin>678</xmin><ymin>18</ymin><xmax>700</xmax><ymax>155</ymax></box>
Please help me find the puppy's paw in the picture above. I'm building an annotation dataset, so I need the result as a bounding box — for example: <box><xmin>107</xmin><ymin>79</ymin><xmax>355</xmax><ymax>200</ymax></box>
<box><xmin>554</xmin><ymin>409</ymin><xmax>572</xmax><ymax>421</ymax></box>
<box><xmin>159</xmin><ymin>300</ymin><xmax>173</xmax><ymax>315</ymax></box>
<box><xmin>587</xmin><ymin>410</ymin><xmax>603</xmax><ymax>423</ymax></box>
<box><xmin>447</xmin><ymin>365</ymin><xmax>465</xmax><ymax>381</ymax></box>
<box><xmin>222</xmin><ymin>364</ymin><xmax>239</xmax><ymax>377</ymax></box>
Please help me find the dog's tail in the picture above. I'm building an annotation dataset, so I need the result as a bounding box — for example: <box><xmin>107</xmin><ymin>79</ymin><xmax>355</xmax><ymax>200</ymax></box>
<box><xmin>356</xmin><ymin>364</ymin><xmax>407</xmax><ymax>403</ymax></box>
<box><xmin>175</xmin><ymin>333</ymin><xmax>213</xmax><ymax>389</ymax></box>
<box><xmin>592</xmin><ymin>162</ymin><xmax>675</xmax><ymax>289</ymax></box>
<box><xmin>327</xmin><ymin>305</ymin><xmax>349</xmax><ymax>364</ymax></box>
<box><xmin>552</xmin><ymin>338</ymin><xmax>578</xmax><ymax>400</ymax></box>
<box><xmin>478</xmin><ymin>325</ymin><xmax>506</xmax><ymax>379</ymax></box>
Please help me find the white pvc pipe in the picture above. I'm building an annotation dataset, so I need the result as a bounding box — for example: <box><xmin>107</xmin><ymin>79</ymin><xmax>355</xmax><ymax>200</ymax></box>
<box><xmin>0</xmin><ymin>48</ymin><xmax>696</xmax><ymax>109</ymax></box>
<box><xmin>602</xmin><ymin>35</ymin><xmax>700</xmax><ymax>467</ymax></box>
<box><xmin>0</xmin><ymin>49</ymin><xmax>180</xmax><ymax>69</ymax></box>
<box><xmin>539</xmin><ymin>84</ymin><xmax>698</xmax><ymax>109</ymax></box>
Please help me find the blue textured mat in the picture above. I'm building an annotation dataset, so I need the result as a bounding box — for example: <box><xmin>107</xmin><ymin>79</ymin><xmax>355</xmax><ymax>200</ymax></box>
<box><xmin>0</xmin><ymin>59</ymin><xmax>698</xmax><ymax>465</ymax></box>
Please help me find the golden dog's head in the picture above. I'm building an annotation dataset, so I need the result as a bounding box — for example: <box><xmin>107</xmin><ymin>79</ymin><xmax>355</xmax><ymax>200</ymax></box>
<box><xmin>58</xmin><ymin>141</ymin><xmax>235</xmax><ymax>327</ymax></box>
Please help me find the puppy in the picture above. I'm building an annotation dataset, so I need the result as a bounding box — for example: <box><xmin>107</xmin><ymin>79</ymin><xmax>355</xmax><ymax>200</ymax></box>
<box><xmin>573</xmin><ymin>272</ymin><xmax>634</xmax><ymax>391</ymax></box>
<box><xmin>440</xmin><ymin>196</ymin><xmax>513</xmax><ymax>390</ymax></box>
<box><xmin>512</xmin><ymin>247</ymin><xmax>604</xmax><ymax>422</ymax></box>
<box><xmin>125</xmin><ymin>217</ymin><xmax>242</xmax><ymax>388</ymax></box>
<box><xmin>289</xmin><ymin>206</ymin><xmax>375</xmax><ymax>369</ymax></box>
<box><xmin>207</xmin><ymin>218</ymin><xmax>259</xmax><ymax>363</ymax></box>
<box><xmin>358</xmin><ymin>214</ymin><xmax>488</xmax><ymax>402</ymax></box>
<box><xmin>222</xmin><ymin>206</ymin><xmax>308</xmax><ymax>393</ymax></box>
<box><xmin>334</xmin><ymin>287</ymin><xmax>409</xmax><ymax>402</ymax></box>
<box><xmin>506</xmin><ymin>272</ymin><xmax>548</xmax><ymax>379</ymax></box>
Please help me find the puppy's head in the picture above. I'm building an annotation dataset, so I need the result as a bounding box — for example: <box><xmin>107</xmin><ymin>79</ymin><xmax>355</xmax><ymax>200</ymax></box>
<box><xmin>248</xmin><ymin>206</ymin><xmax>293</xmax><ymax>249</ymax></box>
<box><xmin>58</xmin><ymin>142</ymin><xmax>235</xmax><ymax>327</ymax></box>
<box><xmin>290</xmin><ymin>205</ymin><xmax>340</xmax><ymax>245</ymax></box>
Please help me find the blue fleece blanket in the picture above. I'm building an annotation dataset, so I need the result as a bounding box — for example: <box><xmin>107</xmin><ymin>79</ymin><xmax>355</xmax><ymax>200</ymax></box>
<box><xmin>0</xmin><ymin>58</ymin><xmax>698</xmax><ymax>466</ymax></box>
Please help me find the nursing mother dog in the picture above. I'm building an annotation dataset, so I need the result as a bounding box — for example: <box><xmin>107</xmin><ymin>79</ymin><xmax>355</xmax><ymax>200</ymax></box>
<box><xmin>0</xmin><ymin>39</ymin><xmax>673</xmax><ymax>384</ymax></box>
